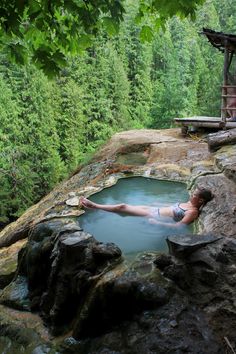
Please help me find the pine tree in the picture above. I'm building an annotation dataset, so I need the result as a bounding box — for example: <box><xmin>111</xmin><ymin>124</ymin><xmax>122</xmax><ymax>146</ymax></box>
<box><xmin>53</xmin><ymin>71</ymin><xmax>87</xmax><ymax>171</ymax></box>
<box><xmin>0</xmin><ymin>74</ymin><xmax>36</xmax><ymax>222</ymax></box>
<box><xmin>0</xmin><ymin>62</ymin><xmax>65</xmax><ymax>221</ymax></box>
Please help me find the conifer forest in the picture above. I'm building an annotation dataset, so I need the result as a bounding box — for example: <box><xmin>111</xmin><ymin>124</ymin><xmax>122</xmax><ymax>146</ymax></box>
<box><xmin>0</xmin><ymin>0</ymin><xmax>235</xmax><ymax>226</ymax></box>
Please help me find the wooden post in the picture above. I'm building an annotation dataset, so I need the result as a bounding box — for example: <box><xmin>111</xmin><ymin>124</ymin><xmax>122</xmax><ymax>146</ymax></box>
<box><xmin>221</xmin><ymin>44</ymin><xmax>229</xmax><ymax>125</ymax></box>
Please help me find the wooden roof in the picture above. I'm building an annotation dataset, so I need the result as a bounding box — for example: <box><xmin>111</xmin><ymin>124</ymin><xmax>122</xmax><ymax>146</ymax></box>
<box><xmin>202</xmin><ymin>28</ymin><xmax>236</xmax><ymax>53</ymax></box>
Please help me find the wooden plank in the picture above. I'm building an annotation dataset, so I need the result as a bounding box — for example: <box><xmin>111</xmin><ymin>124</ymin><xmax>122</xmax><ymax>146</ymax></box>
<box><xmin>174</xmin><ymin>116</ymin><xmax>221</xmax><ymax>121</ymax></box>
<box><xmin>221</xmin><ymin>107</ymin><xmax>236</xmax><ymax>110</ymax></box>
<box><xmin>174</xmin><ymin>116</ymin><xmax>221</xmax><ymax>122</ymax></box>
<box><xmin>174</xmin><ymin>116</ymin><xmax>236</xmax><ymax>130</ymax></box>
<box><xmin>174</xmin><ymin>121</ymin><xmax>222</xmax><ymax>128</ymax></box>
<box><xmin>176</xmin><ymin>123</ymin><xmax>221</xmax><ymax>128</ymax></box>
<box><xmin>222</xmin><ymin>95</ymin><xmax>236</xmax><ymax>98</ymax></box>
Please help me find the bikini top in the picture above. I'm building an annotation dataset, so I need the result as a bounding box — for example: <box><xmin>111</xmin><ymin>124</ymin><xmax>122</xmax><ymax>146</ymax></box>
<box><xmin>171</xmin><ymin>203</ymin><xmax>187</xmax><ymax>222</ymax></box>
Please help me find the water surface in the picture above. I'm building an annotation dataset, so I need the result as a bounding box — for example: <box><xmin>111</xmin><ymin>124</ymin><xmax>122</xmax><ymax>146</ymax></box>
<box><xmin>79</xmin><ymin>177</ymin><xmax>192</xmax><ymax>256</ymax></box>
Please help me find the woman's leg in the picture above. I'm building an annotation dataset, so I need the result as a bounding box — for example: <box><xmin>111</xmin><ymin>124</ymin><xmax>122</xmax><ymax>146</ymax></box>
<box><xmin>80</xmin><ymin>197</ymin><xmax>151</xmax><ymax>216</ymax></box>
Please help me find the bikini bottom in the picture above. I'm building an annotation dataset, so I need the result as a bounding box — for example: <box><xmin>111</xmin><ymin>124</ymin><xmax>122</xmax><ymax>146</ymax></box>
<box><xmin>149</xmin><ymin>207</ymin><xmax>160</xmax><ymax>218</ymax></box>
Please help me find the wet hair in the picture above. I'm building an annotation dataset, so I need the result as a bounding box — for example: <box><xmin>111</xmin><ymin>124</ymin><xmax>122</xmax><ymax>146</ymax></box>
<box><xmin>196</xmin><ymin>187</ymin><xmax>214</xmax><ymax>205</ymax></box>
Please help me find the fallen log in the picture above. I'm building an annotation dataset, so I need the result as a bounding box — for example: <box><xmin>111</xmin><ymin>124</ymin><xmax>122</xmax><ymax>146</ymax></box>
<box><xmin>207</xmin><ymin>128</ymin><xmax>236</xmax><ymax>151</ymax></box>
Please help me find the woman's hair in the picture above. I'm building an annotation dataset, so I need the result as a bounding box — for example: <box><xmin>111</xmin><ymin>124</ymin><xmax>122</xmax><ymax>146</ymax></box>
<box><xmin>197</xmin><ymin>187</ymin><xmax>214</xmax><ymax>205</ymax></box>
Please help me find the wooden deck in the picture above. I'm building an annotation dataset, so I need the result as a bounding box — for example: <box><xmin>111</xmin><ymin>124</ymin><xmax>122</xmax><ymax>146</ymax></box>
<box><xmin>174</xmin><ymin>116</ymin><xmax>236</xmax><ymax>133</ymax></box>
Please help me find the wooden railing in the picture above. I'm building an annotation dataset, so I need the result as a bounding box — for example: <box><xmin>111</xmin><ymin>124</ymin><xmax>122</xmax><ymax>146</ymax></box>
<box><xmin>221</xmin><ymin>85</ymin><xmax>236</xmax><ymax>122</ymax></box>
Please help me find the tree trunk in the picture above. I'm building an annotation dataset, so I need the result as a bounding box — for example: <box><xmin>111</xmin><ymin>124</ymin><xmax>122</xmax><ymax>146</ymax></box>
<box><xmin>207</xmin><ymin>128</ymin><xmax>236</xmax><ymax>151</ymax></box>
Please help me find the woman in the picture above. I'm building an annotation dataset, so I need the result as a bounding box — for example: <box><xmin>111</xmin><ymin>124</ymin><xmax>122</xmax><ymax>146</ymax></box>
<box><xmin>80</xmin><ymin>187</ymin><xmax>213</xmax><ymax>227</ymax></box>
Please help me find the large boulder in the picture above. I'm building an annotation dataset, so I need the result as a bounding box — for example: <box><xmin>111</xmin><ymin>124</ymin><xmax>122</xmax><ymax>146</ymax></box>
<box><xmin>1</xmin><ymin>217</ymin><xmax>122</xmax><ymax>336</ymax></box>
<box><xmin>155</xmin><ymin>235</ymin><xmax>236</xmax><ymax>348</ymax></box>
<box><xmin>0</xmin><ymin>128</ymin><xmax>235</xmax><ymax>352</ymax></box>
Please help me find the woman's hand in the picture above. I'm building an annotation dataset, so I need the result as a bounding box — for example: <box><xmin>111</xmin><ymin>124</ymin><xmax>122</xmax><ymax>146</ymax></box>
<box><xmin>148</xmin><ymin>218</ymin><xmax>160</xmax><ymax>225</ymax></box>
<box><xmin>148</xmin><ymin>218</ymin><xmax>184</xmax><ymax>228</ymax></box>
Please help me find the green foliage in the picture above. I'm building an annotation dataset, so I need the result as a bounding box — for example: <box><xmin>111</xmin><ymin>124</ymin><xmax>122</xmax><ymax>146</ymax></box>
<box><xmin>0</xmin><ymin>0</ymin><xmax>125</xmax><ymax>75</ymax></box>
<box><xmin>0</xmin><ymin>0</ymin><xmax>235</xmax><ymax>226</ymax></box>
<box><xmin>53</xmin><ymin>74</ymin><xmax>87</xmax><ymax>170</ymax></box>
<box><xmin>0</xmin><ymin>63</ymin><xmax>65</xmax><ymax>223</ymax></box>
<box><xmin>0</xmin><ymin>0</ymin><xmax>205</xmax><ymax>75</ymax></box>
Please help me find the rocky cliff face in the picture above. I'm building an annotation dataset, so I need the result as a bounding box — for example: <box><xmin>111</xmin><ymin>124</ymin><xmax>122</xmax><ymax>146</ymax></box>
<box><xmin>0</xmin><ymin>128</ymin><xmax>235</xmax><ymax>353</ymax></box>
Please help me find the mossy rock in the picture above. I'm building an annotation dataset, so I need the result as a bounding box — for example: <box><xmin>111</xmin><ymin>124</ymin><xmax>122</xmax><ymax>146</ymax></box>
<box><xmin>0</xmin><ymin>240</ymin><xmax>27</xmax><ymax>289</ymax></box>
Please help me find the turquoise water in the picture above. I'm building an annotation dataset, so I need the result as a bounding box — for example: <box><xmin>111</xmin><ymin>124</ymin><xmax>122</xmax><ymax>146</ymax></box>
<box><xmin>79</xmin><ymin>177</ymin><xmax>192</xmax><ymax>256</ymax></box>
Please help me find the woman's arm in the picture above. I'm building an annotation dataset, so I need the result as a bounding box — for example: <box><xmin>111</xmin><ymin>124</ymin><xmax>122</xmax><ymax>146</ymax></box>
<box><xmin>148</xmin><ymin>219</ymin><xmax>183</xmax><ymax>228</ymax></box>
<box><xmin>179</xmin><ymin>210</ymin><xmax>198</xmax><ymax>225</ymax></box>
<box><xmin>148</xmin><ymin>210</ymin><xmax>198</xmax><ymax>227</ymax></box>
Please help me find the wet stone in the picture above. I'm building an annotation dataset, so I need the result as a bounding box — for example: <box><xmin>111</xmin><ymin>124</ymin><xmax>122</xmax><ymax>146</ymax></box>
<box><xmin>154</xmin><ymin>254</ymin><xmax>173</xmax><ymax>270</ymax></box>
<box><xmin>0</xmin><ymin>276</ymin><xmax>30</xmax><ymax>311</ymax></box>
<box><xmin>60</xmin><ymin>232</ymin><xmax>93</xmax><ymax>246</ymax></box>
<box><xmin>92</xmin><ymin>242</ymin><xmax>122</xmax><ymax>260</ymax></box>
<box><xmin>198</xmin><ymin>269</ymin><xmax>218</xmax><ymax>285</ymax></box>
<box><xmin>167</xmin><ymin>234</ymin><xmax>222</xmax><ymax>258</ymax></box>
<box><xmin>66</xmin><ymin>196</ymin><xmax>80</xmax><ymax>206</ymax></box>
<box><xmin>29</xmin><ymin>218</ymin><xmax>82</xmax><ymax>243</ymax></box>
<box><xmin>215</xmin><ymin>250</ymin><xmax>229</xmax><ymax>264</ymax></box>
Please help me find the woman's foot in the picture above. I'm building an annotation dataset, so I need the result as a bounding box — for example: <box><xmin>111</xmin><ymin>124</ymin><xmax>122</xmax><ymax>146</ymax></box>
<box><xmin>80</xmin><ymin>197</ymin><xmax>97</xmax><ymax>209</ymax></box>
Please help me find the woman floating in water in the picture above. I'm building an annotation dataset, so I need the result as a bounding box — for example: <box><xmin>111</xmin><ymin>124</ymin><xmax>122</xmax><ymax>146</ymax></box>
<box><xmin>80</xmin><ymin>187</ymin><xmax>213</xmax><ymax>227</ymax></box>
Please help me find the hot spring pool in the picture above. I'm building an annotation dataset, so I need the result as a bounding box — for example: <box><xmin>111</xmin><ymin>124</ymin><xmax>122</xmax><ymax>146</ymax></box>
<box><xmin>79</xmin><ymin>177</ymin><xmax>193</xmax><ymax>256</ymax></box>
